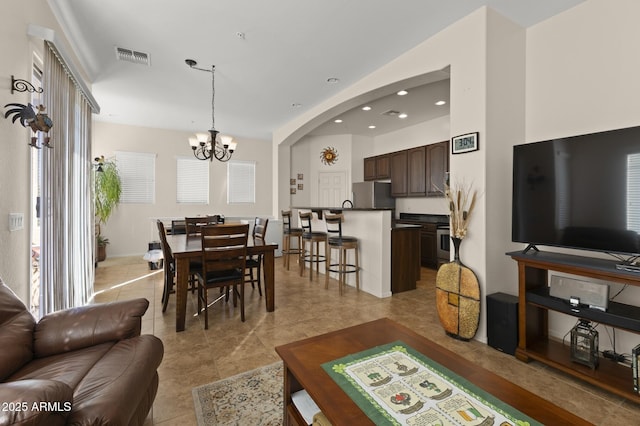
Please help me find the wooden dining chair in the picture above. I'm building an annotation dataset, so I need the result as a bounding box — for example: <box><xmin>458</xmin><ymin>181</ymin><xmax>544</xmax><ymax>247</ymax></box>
<box><xmin>185</xmin><ymin>216</ymin><xmax>212</xmax><ymax>237</ymax></box>
<box><xmin>195</xmin><ymin>223</ymin><xmax>249</xmax><ymax>329</ymax></box>
<box><xmin>156</xmin><ymin>220</ymin><xmax>175</xmax><ymax>312</ymax></box>
<box><xmin>245</xmin><ymin>217</ymin><xmax>269</xmax><ymax>296</ymax></box>
<box><xmin>157</xmin><ymin>220</ymin><xmax>198</xmax><ymax>309</ymax></box>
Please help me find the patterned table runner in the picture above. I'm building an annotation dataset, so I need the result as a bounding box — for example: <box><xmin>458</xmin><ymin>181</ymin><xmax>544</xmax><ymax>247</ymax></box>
<box><xmin>322</xmin><ymin>341</ymin><xmax>540</xmax><ymax>426</ymax></box>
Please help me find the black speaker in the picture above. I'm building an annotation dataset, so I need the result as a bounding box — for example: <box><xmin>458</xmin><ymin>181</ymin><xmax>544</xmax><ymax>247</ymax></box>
<box><xmin>487</xmin><ymin>292</ymin><xmax>518</xmax><ymax>355</ymax></box>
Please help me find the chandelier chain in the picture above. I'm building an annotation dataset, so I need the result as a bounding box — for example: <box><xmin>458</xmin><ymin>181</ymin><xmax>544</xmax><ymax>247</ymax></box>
<box><xmin>210</xmin><ymin>65</ymin><xmax>215</xmax><ymax>131</ymax></box>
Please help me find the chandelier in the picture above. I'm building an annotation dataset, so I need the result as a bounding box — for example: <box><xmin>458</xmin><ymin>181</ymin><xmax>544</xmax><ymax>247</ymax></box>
<box><xmin>186</xmin><ymin>59</ymin><xmax>236</xmax><ymax>162</ymax></box>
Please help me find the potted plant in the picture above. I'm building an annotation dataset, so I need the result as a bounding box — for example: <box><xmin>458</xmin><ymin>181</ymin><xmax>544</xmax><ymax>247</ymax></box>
<box><xmin>94</xmin><ymin>156</ymin><xmax>121</xmax><ymax>262</ymax></box>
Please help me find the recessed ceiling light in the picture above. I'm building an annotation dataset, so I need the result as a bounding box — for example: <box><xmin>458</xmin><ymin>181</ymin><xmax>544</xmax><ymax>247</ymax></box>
<box><xmin>368</xmin><ymin>125</ymin><xmax>376</xmax><ymax>129</ymax></box>
<box><xmin>334</xmin><ymin>119</ymin><xmax>343</xmax><ymax>123</ymax></box>
<box><xmin>362</xmin><ymin>106</ymin><xmax>372</xmax><ymax>111</ymax></box>
<box><xmin>398</xmin><ymin>113</ymin><xmax>408</xmax><ymax>119</ymax></box>
<box><xmin>435</xmin><ymin>100</ymin><xmax>447</xmax><ymax>106</ymax></box>
<box><xmin>327</xmin><ymin>77</ymin><xmax>340</xmax><ymax>84</ymax></box>
<box><xmin>397</xmin><ymin>90</ymin><xmax>408</xmax><ymax>96</ymax></box>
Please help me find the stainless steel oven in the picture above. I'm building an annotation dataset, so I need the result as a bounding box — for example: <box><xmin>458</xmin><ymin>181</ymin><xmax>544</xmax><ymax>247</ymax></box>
<box><xmin>436</xmin><ymin>225</ymin><xmax>450</xmax><ymax>264</ymax></box>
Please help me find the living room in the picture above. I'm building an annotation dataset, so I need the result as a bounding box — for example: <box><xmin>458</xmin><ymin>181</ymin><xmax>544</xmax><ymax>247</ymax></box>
<box><xmin>3</xmin><ymin>0</ymin><xmax>640</xmax><ymax>424</ymax></box>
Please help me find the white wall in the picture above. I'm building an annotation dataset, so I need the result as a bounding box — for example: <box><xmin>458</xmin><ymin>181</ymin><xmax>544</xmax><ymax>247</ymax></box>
<box><xmin>289</xmin><ymin>134</ymin><xmax>353</xmax><ymax>207</ymax></box>
<box><xmin>0</xmin><ymin>1</ymin><xmax>88</xmax><ymax>301</ymax></box>
<box><xmin>525</xmin><ymin>0</ymin><xmax>640</xmax><ymax>355</ymax></box>
<box><xmin>93</xmin><ymin>121</ymin><xmax>272</xmax><ymax>257</ymax></box>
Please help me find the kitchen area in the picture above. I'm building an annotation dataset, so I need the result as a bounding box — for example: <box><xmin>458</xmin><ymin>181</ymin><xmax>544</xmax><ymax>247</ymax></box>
<box><xmin>290</xmin><ymin>137</ymin><xmax>451</xmax><ymax>298</ymax></box>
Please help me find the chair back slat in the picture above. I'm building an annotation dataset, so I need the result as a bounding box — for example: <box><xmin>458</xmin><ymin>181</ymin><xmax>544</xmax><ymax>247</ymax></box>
<box><xmin>282</xmin><ymin>210</ymin><xmax>292</xmax><ymax>232</ymax></box>
<box><xmin>171</xmin><ymin>219</ymin><xmax>186</xmax><ymax>235</ymax></box>
<box><xmin>324</xmin><ymin>213</ymin><xmax>344</xmax><ymax>239</ymax></box>
<box><xmin>252</xmin><ymin>217</ymin><xmax>269</xmax><ymax>242</ymax></box>
<box><xmin>299</xmin><ymin>211</ymin><xmax>313</xmax><ymax>233</ymax></box>
<box><xmin>201</xmin><ymin>224</ymin><xmax>249</xmax><ymax>274</ymax></box>
<box><xmin>186</xmin><ymin>216</ymin><xmax>219</xmax><ymax>236</ymax></box>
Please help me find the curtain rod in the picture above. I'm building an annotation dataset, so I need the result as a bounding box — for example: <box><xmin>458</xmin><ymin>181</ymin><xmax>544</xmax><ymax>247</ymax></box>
<box><xmin>27</xmin><ymin>24</ymin><xmax>100</xmax><ymax>114</ymax></box>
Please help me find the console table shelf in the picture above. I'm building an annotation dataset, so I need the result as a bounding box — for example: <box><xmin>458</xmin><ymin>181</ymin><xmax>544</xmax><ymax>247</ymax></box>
<box><xmin>507</xmin><ymin>250</ymin><xmax>640</xmax><ymax>403</ymax></box>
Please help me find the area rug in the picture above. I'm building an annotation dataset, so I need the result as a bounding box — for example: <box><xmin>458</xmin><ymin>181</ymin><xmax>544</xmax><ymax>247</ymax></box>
<box><xmin>192</xmin><ymin>362</ymin><xmax>283</xmax><ymax>426</ymax></box>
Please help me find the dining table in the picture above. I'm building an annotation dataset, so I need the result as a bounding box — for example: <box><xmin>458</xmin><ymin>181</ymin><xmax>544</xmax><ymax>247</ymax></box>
<box><xmin>165</xmin><ymin>232</ymin><xmax>278</xmax><ymax>331</ymax></box>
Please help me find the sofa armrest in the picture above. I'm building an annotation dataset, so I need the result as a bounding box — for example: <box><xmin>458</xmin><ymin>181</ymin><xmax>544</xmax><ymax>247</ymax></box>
<box><xmin>0</xmin><ymin>379</ymin><xmax>73</xmax><ymax>426</ymax></box>
<box><xmin>34</xmin><ymin>298</ymin><xmax>149</xmax><ymax>358</ymax></box>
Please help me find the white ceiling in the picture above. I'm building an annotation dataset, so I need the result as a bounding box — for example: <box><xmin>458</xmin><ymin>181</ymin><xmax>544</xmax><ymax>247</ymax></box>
<box><xmin>50</xmin><ymin>0</ymin><xmax>583</xmax><ymax>141</ymax></box>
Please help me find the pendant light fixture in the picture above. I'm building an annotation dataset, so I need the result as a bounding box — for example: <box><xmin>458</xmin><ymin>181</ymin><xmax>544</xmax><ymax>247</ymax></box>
<box><xmin>185</xmin><ymin>59</ymin><xmax>236</xmax><ymax>162</ymax></box>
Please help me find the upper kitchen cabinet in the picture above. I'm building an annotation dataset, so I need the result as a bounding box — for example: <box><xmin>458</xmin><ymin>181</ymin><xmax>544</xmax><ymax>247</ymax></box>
<box><xmin>408</xmin><ymin>146</ymin><xmax>426</xmax><ymax>196</ymax></box>
<box><xmin>364</xmin><ymin>154</ymin><xmax>391</xmax><ymax>181</ymax></box>
<box><xmin>366</xmin><ymin>141</ymin><xmax>449</xmax><ymax>197</ymax></box>
<box><xmin>390</xmin><ymin>151</ymin><xmax>408</xmax><ymax>196</ymax></box>
<box><xmin>426</xmin><ymin>141</ymin><xmax>449</xmax><ymax>196</ymax></box>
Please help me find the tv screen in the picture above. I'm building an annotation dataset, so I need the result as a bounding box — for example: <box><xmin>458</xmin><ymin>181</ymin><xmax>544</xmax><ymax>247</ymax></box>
<box><xmin>512</xmin><ymin>126</ymin><xmax>640</xmax><ymax>256</ymax></box>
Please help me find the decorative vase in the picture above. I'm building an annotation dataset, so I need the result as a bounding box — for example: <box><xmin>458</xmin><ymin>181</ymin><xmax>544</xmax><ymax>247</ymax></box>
<box><xmin>435</xmin><ymin>237</ymin><xmax>480</xmax><ymax>341</ymax></box>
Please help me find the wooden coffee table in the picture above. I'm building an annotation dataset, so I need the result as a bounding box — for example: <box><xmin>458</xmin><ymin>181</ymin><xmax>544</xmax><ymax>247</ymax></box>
<box><xmin>275</xmin><ymin>318</ymin><xmax>591</xmax><ymax>426</ymax></box>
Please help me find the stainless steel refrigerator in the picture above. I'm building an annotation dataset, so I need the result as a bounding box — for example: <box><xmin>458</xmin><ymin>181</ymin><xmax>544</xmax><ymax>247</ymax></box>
<box><xmin>351</xmin><ymin>182</ymin><xmax>395</xmax><ymax>209</ymax></box>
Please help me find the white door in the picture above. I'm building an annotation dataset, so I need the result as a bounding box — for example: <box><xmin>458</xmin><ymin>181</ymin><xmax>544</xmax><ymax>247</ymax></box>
<box><xmin>318</xmin><ymin>171</ymin><xmax>347</xmax><ymax>207</ymax></box>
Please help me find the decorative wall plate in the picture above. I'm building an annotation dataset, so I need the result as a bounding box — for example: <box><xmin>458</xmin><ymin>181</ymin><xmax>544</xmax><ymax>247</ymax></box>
<box><xmin>320</xmin><ymin>146</ymin><xmax>338</xmax><ymax>165</ymax></box>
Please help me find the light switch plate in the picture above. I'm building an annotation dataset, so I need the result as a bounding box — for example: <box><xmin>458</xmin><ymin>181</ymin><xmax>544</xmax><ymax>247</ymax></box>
<box><xmin>9</xmin><ymin>213</ymin><xmax>24</xmax><ymax>231</ymax></box>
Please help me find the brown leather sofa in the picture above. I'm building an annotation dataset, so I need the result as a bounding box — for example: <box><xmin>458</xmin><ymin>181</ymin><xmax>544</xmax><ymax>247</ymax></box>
<box><xmin>0</xmin><ymin>278</ymin><xmax>163</xmax><ymax>425</ymax></box>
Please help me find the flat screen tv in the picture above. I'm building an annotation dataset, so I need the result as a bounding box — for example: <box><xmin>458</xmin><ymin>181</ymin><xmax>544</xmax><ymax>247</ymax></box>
<box><xmin>512</xmin><ymin>125</ymin><xmax>640</xmax><ymax>258</ymax></box>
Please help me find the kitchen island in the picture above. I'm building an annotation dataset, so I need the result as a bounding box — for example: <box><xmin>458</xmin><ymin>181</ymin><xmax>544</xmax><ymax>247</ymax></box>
<box><xmin>291</xmin><ymin>207</ymin><xmax>421</xmax><ymax>297</ymax></box>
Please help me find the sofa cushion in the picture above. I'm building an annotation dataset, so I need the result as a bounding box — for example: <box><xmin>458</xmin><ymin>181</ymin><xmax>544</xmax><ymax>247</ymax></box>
<box><xmin>0</xmin><ymin>279</ymin><xmax>35</xmax><ymax>381</ymax></box>
<box><xmin>0</xmin><ymin>379</ymin><xmax>73</xmax><ymax>426</ymax></box>
<box><xmin>34</xmin><ymin>298</ymin><xmax>149</xmax><ymax>358</ymax></box>
<box><xmin>68</xmin><ymin>335</ymin><xmax>164</xmax><ymax>425</ymax></box>
<box><xmin>8</xmin><ymin>342</ymin><xmax>115</xmax><ymax>390</ymax></box>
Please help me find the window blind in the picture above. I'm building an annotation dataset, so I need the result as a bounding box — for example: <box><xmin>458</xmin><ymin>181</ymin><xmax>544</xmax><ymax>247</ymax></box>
<box><xmin>177</xmin><ymin>157</ymin><xmax>209</xmax><ymax>204</ymax></box>
<box><xmin>115</xmin><ymin>151</ymin><xmax>156</xmax><ymax>204</ymax></box>
<box><xmin>227</xmin><ymin>160</ymin><xmax>255</xmax><ymax>203</ymax></box>
<box><xmin>627</xmin><ymin>153</ymin><xmax>640</xmax><ymax>233</ymax></box>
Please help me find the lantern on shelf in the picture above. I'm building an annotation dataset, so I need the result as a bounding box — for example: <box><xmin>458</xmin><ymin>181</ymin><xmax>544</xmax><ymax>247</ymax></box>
<box><xmin>570</xmin><ymin>320</ymin><xmax>599</xmax><ymax>369</ymax></box>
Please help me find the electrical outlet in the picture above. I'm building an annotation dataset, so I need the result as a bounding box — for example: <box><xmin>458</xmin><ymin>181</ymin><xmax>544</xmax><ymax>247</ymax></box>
<box><xmin>9</xmin><ymin>213</ymin><xmax>24</xmax><ymax>231</ymax></box>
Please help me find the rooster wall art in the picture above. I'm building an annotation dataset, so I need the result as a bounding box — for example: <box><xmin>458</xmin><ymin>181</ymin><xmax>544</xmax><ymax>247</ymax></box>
<box><xmin>4</xmin><ymin>103</ymin><xmax>54</xmax><ymax>148</ymax></box>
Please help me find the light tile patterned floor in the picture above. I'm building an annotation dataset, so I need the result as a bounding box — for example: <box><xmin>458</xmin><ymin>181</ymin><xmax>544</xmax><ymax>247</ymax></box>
<box><xmin>93</xmin><ymin>256</ymin><xmax>640</xmax><ymax>425</ymax></box>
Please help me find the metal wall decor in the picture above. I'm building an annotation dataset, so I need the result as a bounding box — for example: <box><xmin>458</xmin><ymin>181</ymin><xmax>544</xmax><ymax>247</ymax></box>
<box><xmin>4</xmin><ymin>103</ymin><xmax>54</xmax><ymax>148</ymax></box>
<box><xmin>10</xmin><ymin>75</ymin><xmax>43</xmax><ymax>94</ymax></box>
<box><xmin>320</xmin><ymin>146</ymin><xmax>338</xmax><ymax>165</ymax></box>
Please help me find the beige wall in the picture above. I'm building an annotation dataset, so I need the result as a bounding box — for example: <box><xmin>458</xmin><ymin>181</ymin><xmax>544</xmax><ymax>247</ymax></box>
<box><xmin>92</xmin><ymin>121</ymin><xmax>273</xmax><ymax>257</ymax></box>
<box><xmin>0</xmin><ymin>1</ymin><xmax>87</xmax><ymax>301</ymax></box>
<box><xmin>525</xmin><ymin>0</ymin><xmax>640</xmax><ymax>354</ymax></box>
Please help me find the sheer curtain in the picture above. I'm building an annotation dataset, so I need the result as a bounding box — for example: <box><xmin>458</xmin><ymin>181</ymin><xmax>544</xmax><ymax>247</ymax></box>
<box><xmin>39</xmin><ymin>42</ymin><xmax>94</xmax><ymax>315</ymax></box>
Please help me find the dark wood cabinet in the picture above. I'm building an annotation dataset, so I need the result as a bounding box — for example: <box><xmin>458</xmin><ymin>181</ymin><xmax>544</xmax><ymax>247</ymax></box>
<box><xmin>391</xmin><ymin>226</ymin><xmax>421</xmax><ymax>293</ymax></box>
<box><xmin>408</xmin><ymin>146</ymin><xmax>426</xmax><ymax>196</ymax></box>
<box><xmin>427</xmin><ymin>141</ymin><xmax>449</xmax><ymax>196</ymax></box>
<box><xmin>508</xmin><ymin>251</ymin><xmax>640</xmax><ymax>404</ymax></box>
<box><xmin>364</xmin><ymin>141</ymin><xmax>449</xmax><ymax>198</ymax></box>
<box><xmin>420</xmin><ymin>224</ymin><xmax>438</xmax><ymax>268</ymax></box>
<box><xmin>364</xmin><ymin>157</ymin><xmax>376</xmax><ymax>181</ymax></box>
<box><xmin>390</xmin><ymin>151</ymin><xmax>408</xmax><ymax>196</ymax></box>
<box><xmin>364</xmin><ymin>154</ymin><xmax>391</xmax><ymax>181</ymax></box>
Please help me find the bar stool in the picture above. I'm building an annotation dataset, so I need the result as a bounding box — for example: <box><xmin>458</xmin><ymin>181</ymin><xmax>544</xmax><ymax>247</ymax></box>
<box><xmin>299</xmin><ymin>211</ymin><xmax>327</xmax><ymax>281</ymax></box>
<box><xmin>325</xmin><ymin>213</ymin><xmax>360</xmax><ymax>294</ymax></box>
<box><xmin>281</xmin><ymin>210</ymin><xmax>303</xmax><ymax>270</ymax></box>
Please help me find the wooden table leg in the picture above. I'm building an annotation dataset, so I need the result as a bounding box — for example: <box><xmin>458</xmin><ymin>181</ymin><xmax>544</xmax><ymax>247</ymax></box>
<box><xmin>263</xmin><ymin>250</ymin><xmax>275</xmax><ymax>312</ymax></box>
<box><xmin>175</xmin><ymin>257</ymin><xmax>189</xmax><ymax>332</ymax></box>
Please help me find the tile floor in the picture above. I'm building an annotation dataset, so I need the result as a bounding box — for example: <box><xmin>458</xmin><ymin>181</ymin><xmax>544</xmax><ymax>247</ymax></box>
<box><xmin>93</xmin><ymin>256</ymin><xmax>640</xmax><ymax>425</ymax></box>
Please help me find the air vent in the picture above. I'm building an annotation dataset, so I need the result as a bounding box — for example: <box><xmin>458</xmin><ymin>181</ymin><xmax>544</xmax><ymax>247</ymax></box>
<box><xmin>115</xmin><ymin>47</ymin><xmax>150</xmax><ymax>66</ymax></box>
<box><xmin>381</xmin><ymin>110</ymin><xmax>400</xmax><ymax>116</ymax></box>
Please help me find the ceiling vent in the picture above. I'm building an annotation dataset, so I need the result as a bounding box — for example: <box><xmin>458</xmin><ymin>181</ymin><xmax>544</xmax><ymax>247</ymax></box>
<box><xmin>115</xmin><ymin>47</ymin><xmax>150</xmax><ymax>66</ymax></box>
<box><xmin>381</xmin><ymin>109</ymin><xmax>400</xmax><ymax>117</ymax></box>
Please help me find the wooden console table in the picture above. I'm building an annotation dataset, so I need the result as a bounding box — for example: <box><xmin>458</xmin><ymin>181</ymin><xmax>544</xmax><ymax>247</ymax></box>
<box><xmin>275</xmin><ymin>318</ymin><xmax>590</xmax><ymax>425</ymax></box>
<box><xmin>508</xmin><ymin>250</ymin><xmax>640</xmax><ymax>404</ymax></box>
